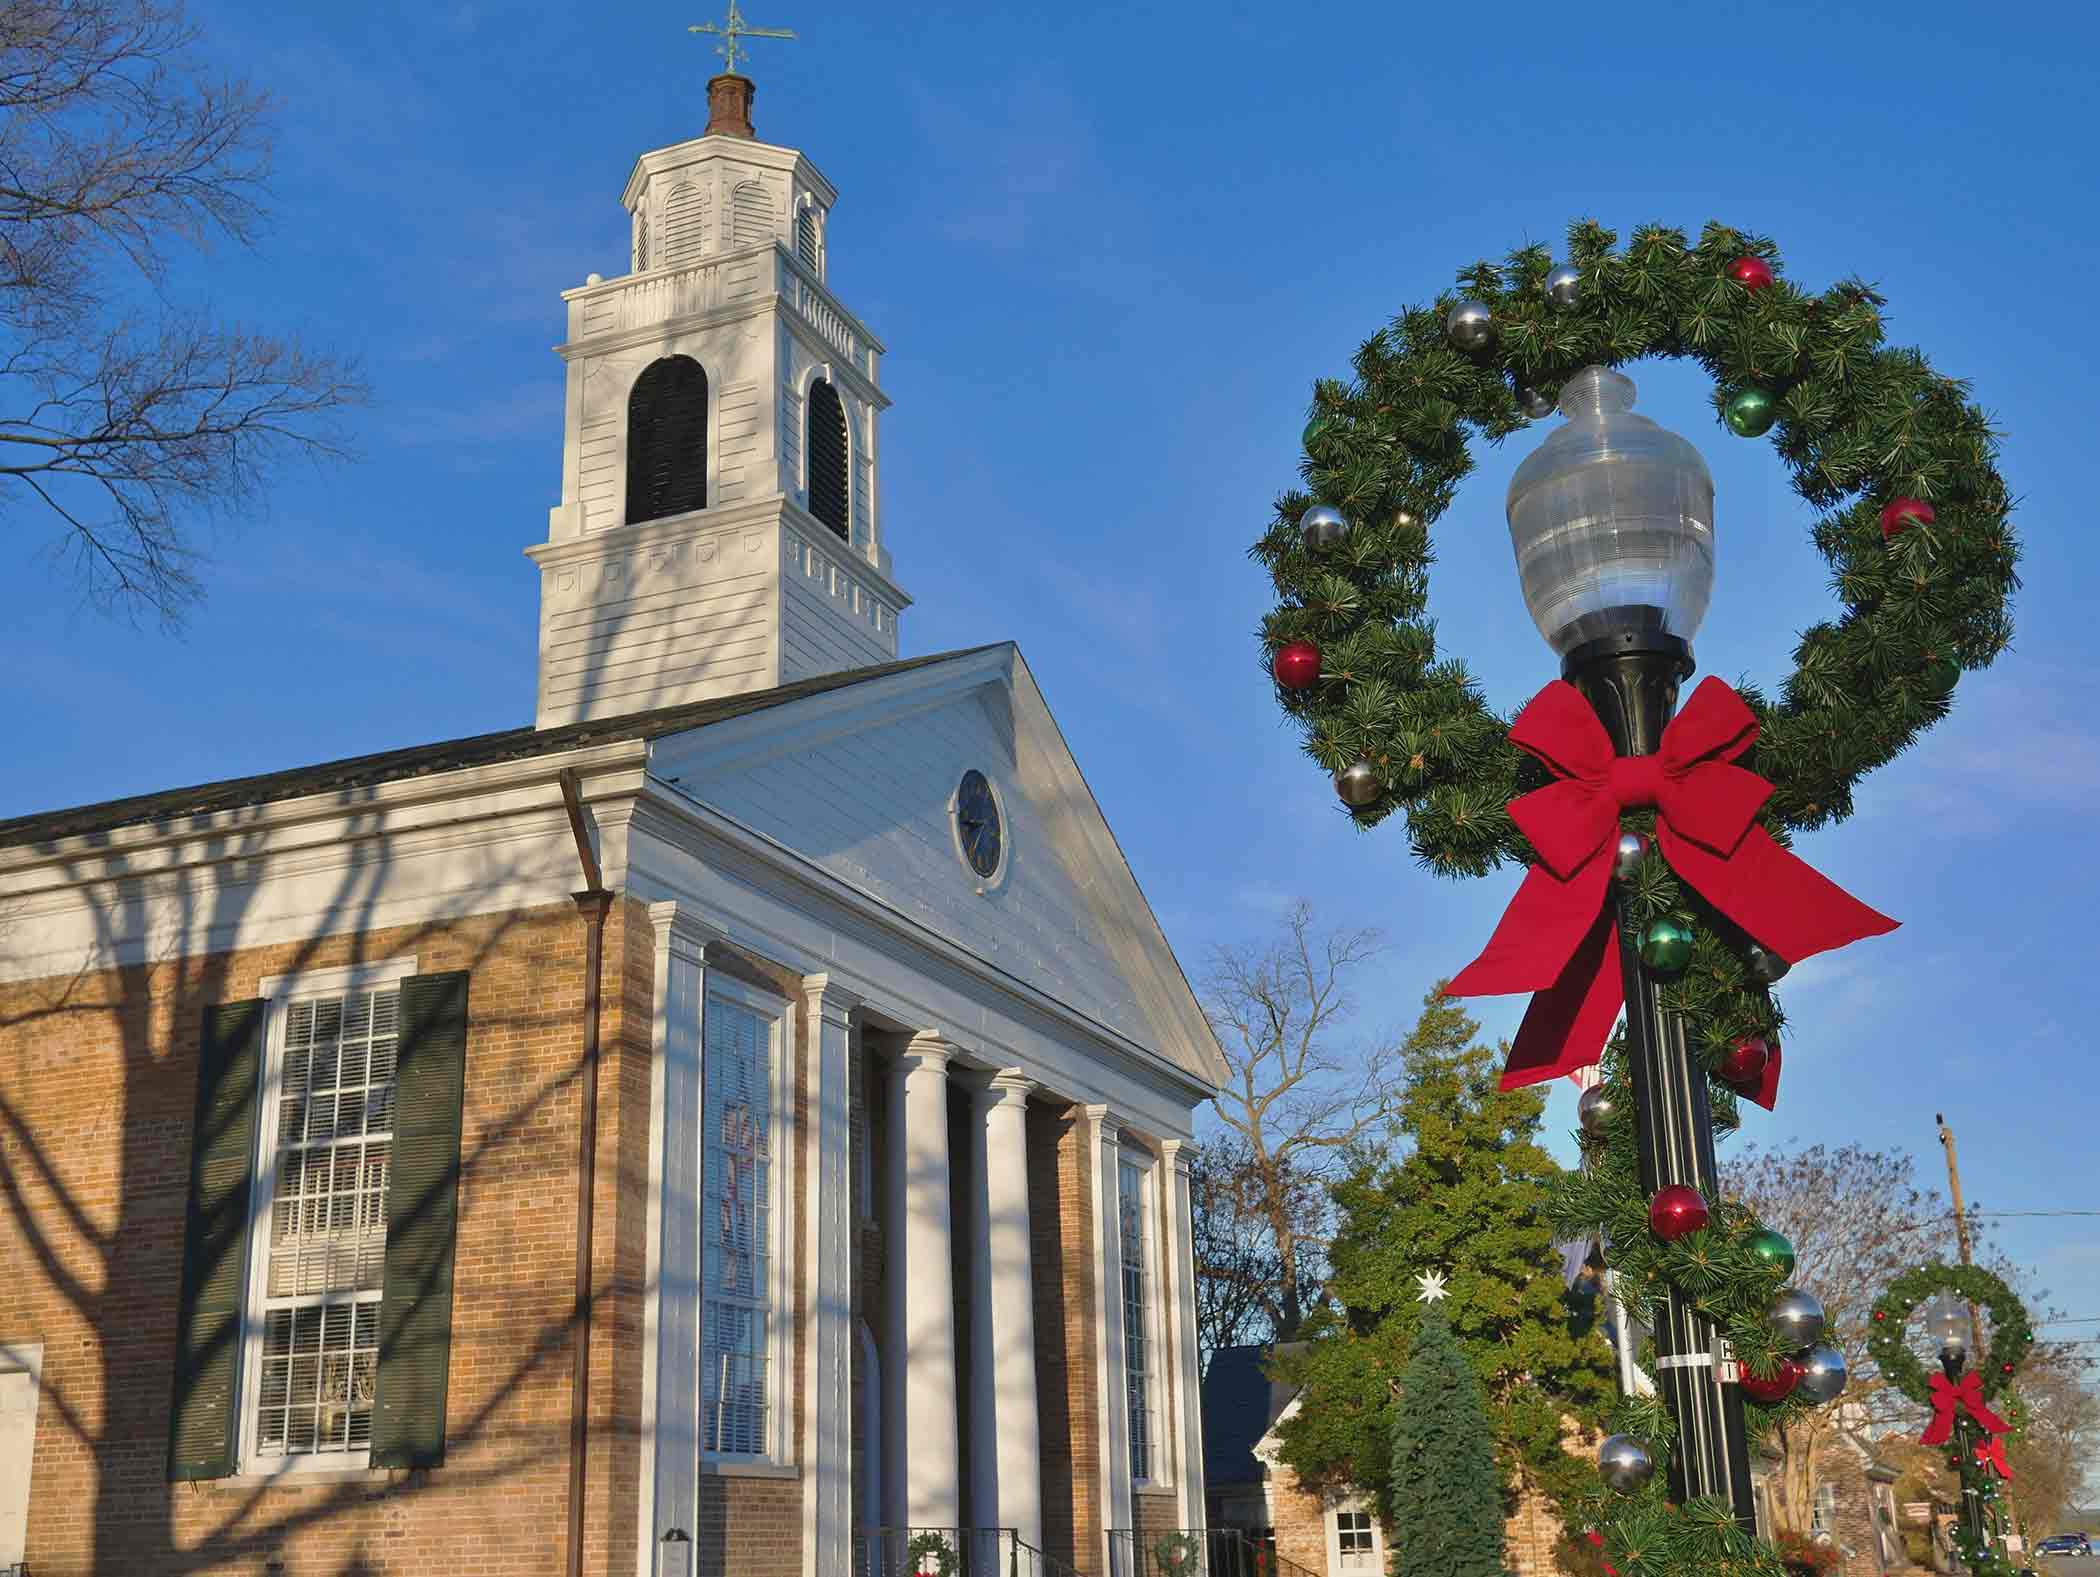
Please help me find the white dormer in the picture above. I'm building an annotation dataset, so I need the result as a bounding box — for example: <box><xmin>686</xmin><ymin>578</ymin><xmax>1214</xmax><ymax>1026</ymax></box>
<box><xmin>527</xmin><ymin>75</ymin><xmax>908</xmax><ymax>729</ymax></box>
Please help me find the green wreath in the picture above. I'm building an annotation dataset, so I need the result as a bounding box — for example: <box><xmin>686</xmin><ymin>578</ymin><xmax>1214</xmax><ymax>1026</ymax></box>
<box><xmin>1153</xmin><ymin>1530</ymin><xmax>1202</xmax><ymax>1575</ymax></box>
<box><xmin>1255</xmin><ymin>220</ymin><xmax>2020</xmax><ymax>1577</ymax></box>
<box><xmin>904</xmin><ymin>1530</ymin><xmax>957</xmax><ymax>1577</ymax></box>
<box><xmin>1867</xmin><ymin>1261</ymin><xmax>2033</xmax><ymax>1408</ymax></box>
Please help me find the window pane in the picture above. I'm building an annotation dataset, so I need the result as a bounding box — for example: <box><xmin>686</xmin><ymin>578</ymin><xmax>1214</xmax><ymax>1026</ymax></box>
<box><xmin>702</xmin><ymin>999</ymin><xmax>773</xmax><ymax>1457</ymax></box>
<box><xmin>252</xmin><ymin>986</ymin><xmax>398</xmax><ymax>1458</ymax></box>
<box><xmin>1120</xmin><ymin>1160</ymin><xmax>1152</xmax><ymax>1483</ymax></box>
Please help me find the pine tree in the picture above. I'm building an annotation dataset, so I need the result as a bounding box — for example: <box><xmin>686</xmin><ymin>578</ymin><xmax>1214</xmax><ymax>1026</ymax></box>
<box><xmin>1389</xmin><ymin>1296</ymin><xmax>1505</xmax><ymax>1577</ymax></box>
<box><xmin>1276</xmin><ymin>988</ymin><xmax>1614</xmax><ymax>1524</ymax></box>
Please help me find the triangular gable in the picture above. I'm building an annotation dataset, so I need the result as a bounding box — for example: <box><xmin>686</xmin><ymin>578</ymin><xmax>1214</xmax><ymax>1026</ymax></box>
<box><xmin>646</xmin><ymin>643</ymin><xmax>1228</xmax><ymax>1088</ymax></box>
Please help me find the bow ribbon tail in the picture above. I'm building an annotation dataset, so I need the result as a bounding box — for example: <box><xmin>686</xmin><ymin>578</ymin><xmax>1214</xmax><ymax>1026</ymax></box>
<box><xmin>1446</xmin><ymin>857</ymin><xmax>1619</xmax><ymax>1089</ymax></box>
<box><xmin>1657</xmin><ymin>821</ymin><xmax>1899</xmax><ymax>967</ymax></box>
<box><xmin>1974</xmin><ymin>1438</ymin><xmax>2012</xmax><ymax>1480</ymax></box>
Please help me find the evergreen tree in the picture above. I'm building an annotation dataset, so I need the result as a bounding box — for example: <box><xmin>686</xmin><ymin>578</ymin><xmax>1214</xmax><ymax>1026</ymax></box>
<box><xmin>1389</xmin><ymin>1293</ymin><xmax>1505</xmax><ymax>1577</ymax></box>
<box><xmin>1276</xmin><ymin>988</ymin><xmax>1614</xmax><ymax>1524</ymax></box>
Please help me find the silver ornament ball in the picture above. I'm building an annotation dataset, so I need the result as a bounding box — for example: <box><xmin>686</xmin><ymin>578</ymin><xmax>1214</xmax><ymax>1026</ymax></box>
<box><xmin>1335</xmin><ymin>761</ymin><xmax>1381</xmax><ymax>808</ymax></box>
<box><xmin>1445</xmin><ymin>300</ymin><xmax>1496</xmax><ymax>353</ymax></box>
<box><xmin>1746</xmin><ymin>944</ymin><xmax>1791</xmax><ymax>984</ymax></box>
<box><xmin>1795</xmin><ymin>1343</ymin><xmax>1848</xmax><ymax>1404</ymax></box>
<box><xmin>1518</xmin><ymin>386</ymin><xmax>1554</xmax><ymax>420</ymax></box>
<box><xmin>1300</xmin><ymin>504</ymin><xmax>1352</xmax><ymax>549</ymax></box>
<box><xmin>1577</xmin><ymin>1084</ymin><xmax>1617</xmax><ymax>1138</ymax></box>
<box><xmin>1768</xmin><ymin>1288</ymin><xmax>1828</xmax><ymax>1350</ymax></box>
<box><xmin>1544</xmin><ymin>264</ymin><xmax>1583</xmax><ymax>309</ymax></box>
<box><xmin>1598</xmin><ymin>1434</ymin><xmax>1654</xmax><ymax>1494</ymax></box>
<box><xmin>1612</xmin><ymin>831</ymin><xmax>1650</xmax><ymax>882</ymax></box>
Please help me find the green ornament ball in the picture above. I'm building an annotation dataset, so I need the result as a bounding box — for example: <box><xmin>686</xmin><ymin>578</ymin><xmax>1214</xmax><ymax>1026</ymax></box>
<box><xmin>1303</xmin><ymin>413</ymin><xmax>1333</xmax><ymax>451</ymax></box>
<box><xmin>1724</xmin><ymin>387</ymin><xmax>1778</xmax><ymax>437</ymax></box>
<box><xmin>1638</xmin><ymin>918</ymin><xmax>1695</xmax><ymax>974</ymax></box>
<box><xmin>1748</xmin><ymin>1228</ymin><xmax>1797</xmax><ymax>1277</ymax></box>
<box><xmin>1927</xmin><ymin>656</ymin><xmax>1960</xmax><ymax>694</ymax></box>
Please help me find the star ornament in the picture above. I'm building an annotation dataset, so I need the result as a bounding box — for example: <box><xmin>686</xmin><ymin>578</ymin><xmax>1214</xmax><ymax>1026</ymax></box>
<box><xmin>1416</xmin><ymin>1269</ymin><xmax>1450</xmax><ymax>1304</ymax></box>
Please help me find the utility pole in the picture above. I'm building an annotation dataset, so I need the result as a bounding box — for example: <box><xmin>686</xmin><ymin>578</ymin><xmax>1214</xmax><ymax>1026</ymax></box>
<box><xmin>1934</xmin><ymin>1114</ymin><xmax>1986</xmax><ymax>1358</ymax></box>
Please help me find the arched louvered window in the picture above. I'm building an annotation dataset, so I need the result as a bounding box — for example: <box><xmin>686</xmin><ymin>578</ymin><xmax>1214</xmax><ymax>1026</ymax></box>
<box><xmin>732</xmin><ymin>181</ymin><xmax>773</xmax><ymax>249</ymax></box>
<box><xmin>795</xmin><ymin>206</ymin><xmax>819</xmax><ymax>269</ymax></box>
<box><xmin>806</xmin><ymin>379</ymin><xmax>848</xmax><ymax>540</ymax></box>
<box><xmin>626</xmin><ymin>356</ymin><xmax>708</xmax><ymax>525</ymax></box>
<box><xmin>660</xmin><ymin>181</ymin><xmax>710</xmax><ymax>267</ymax></box>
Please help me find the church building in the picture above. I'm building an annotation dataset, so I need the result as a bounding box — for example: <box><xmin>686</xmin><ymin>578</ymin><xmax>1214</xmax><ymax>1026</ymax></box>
<box><xmin>0</xmin><ymin>68</ymin><xmax>1225</xmax><ymax>1577</ymax></box>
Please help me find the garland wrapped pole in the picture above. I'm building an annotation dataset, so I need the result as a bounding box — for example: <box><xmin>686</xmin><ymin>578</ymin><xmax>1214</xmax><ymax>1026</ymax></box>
<box><xmin>1255</xmin><ymin>220</ymin><xmax>2020</xmax><ymax>1577</ymax></box>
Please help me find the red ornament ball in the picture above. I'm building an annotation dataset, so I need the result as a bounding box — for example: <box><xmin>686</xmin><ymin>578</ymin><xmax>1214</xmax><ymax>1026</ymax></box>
<box><xmin>1873</xmin><ymin>1310</ymin><xmax>1887</xmax><ymax>1322</ymax></box>
<box><xmin>1719</xmin><ymin>1036</ymin><xmax>1770</xmax><ymax>1087</ymax></box>
<box><xmin>1728</xmin><ymin>256</ymin><xmax>1775</xmax><ymax>292</ymax></box>
<box><xmin>2003</xmin><ymin>1361</ymin><xmax>2016</xmax><ymax>1374</ymax></box>
<box><xmin>1649</xmin><ymin>1184</ymin><xmax>1710</xmax><ymax>1242</ymax></box>
<box><xmin>1740</xmin><ymin>1357</ymin><xmax>1801</xmax><ymax>1403</ymax></box>
<box><xmin>1272</xmin><ymin>640</ymin><xmax>1322</xmax><ymax>690</ymax></box>
<box><xmin>1880</xmin><ymin>496</ymin><xmax>1936</xmax><ymax>539</ymax></box>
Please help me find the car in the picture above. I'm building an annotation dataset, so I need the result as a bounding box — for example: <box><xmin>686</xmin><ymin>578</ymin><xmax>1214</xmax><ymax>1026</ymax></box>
<box><xmin>2036</xmin><ymin>1534</ymin><xmax>2092</xmax><ymax>1558</ymax></box>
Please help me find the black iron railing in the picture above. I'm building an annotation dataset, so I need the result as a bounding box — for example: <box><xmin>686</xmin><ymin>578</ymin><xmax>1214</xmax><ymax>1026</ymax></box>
<box><xmin>1109</xmin><ymin>1527</ymin><xmax>1322</xmax><ymax>1577</ymax></box>
<box><xmin>859</xmin><ymin>1527</ymin><xmax>1063</xmax><ymax>1577</ymax></box>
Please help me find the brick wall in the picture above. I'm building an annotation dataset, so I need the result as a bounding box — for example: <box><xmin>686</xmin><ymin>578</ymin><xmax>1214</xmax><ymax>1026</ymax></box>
<box><xmin>1031</xmin><ymin>1099</ymin><xmax>1100</xmax><ymax>1575</ymax></box>
<box><xmin>1265</xmin><ymin>1458</ymin><xmax>1332</xmax><ymax>1576</ymax></box>
<box><xmin>0</xmin><ymin>897</ymin><xmax>665</xmax><ymax>1576</ymax></box>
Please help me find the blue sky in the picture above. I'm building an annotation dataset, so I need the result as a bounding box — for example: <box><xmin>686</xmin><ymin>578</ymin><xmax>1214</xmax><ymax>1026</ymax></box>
<box><xmin>7</xmin><ymin>1</ymin><xmax>2098</xmax><ymax>1385</ymax></box>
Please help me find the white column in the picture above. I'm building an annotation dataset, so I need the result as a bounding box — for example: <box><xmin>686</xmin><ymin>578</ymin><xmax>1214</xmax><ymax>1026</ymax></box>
<box><xmin>801</xmin><ymin>977</ymin><xmax>859</xmax><ymax>1577</ymax></box>
<box><xmin>637</xmin><ymin>903</ymin><xmax>723</xmax><ymax>1577</ymax></box>
<box><xmin>1159</xmin><ymin>1140</ymin><xmax>1206</xmax><ymax>1535</ymax></box>
<box><xmin>1087</xmin><ymin>1105</ymin><xmax>1133</xmax><ymax>1563</ymax></box>
<box><xmin>889</xmin><ymin>1034</ymin><xmax>961</xmax><ymax>1529</ymax></box>
<box><xmin>972</xmin><ymin>1072</ymin><xmax>1044</xmax><ymax>1549</ymax></box>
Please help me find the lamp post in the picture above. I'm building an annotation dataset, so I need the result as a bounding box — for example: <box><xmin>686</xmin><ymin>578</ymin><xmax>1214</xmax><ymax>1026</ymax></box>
<box><xmin>1926</xmin><ymin>1292</ymin><xmax>1994</xmax><ymax>1562</ymax></box>
<box><xmin>1506</xmin><ymin>365</ymin><xmax>1755</xmax><ymax>1526</ymax></box>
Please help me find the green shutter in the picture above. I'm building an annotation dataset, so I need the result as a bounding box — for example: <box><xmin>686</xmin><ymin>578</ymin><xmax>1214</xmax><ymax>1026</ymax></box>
<box><xmin>371</xmin><ymin>970</ymin><xmax>470</xmax><ymax>1469</ymax></box>
<box><xmin>168</xmin><ymin>999</ymin><xmax>266</xmax><ymax>1480</ymax></box>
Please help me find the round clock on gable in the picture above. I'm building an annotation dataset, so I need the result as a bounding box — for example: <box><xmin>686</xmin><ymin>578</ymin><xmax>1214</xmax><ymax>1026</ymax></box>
<box><xmin>954</xmin><ymin>769</ymin><xmax>1003</xmax><ymax>881</ymax></box>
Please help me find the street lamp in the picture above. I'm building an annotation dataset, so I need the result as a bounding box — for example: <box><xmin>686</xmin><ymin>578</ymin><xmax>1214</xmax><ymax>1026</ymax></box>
<box><xmin>1507</xmin><ymin>365</ymin><xmax>1754</xmax><ymax>1526</ymax></box>
<box><xmin>1928</xmin><ymin>1293</ymin><xmax>1970</xmax><ymax>1370</ymax></box>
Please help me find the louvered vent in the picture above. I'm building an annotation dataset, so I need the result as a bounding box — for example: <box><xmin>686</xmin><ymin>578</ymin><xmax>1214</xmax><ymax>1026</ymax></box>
<box><xmin>660</xmin><ymin>181</ymin><xmax>710</xmax><ymax>268</ymax></box>
<box><xmin>626</xmin><ymin>356</ymin><xmax>709</xmax><ymax>525</ymax></box>
<box><xmin>732</xmin><ymin>181</ymin><xmax>773</xmax><ymax>248</ymax></box>
<box><xmin>807</xmin><ymin>380</ymin><xmax>848</xmax><ymax>540</ymax></box>
<box><xmin>795</xmin><ymin>207</ymin><xmax>819</xmax><ymax>269</ymax></box>
<box><xmin>635</xmin><ymin>212</ymin><xmax>650</xmax><ymax>272</ymax></box>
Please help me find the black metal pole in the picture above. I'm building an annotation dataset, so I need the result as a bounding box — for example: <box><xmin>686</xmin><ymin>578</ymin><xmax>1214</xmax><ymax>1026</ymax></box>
<box><xmin>1564</xmin><ymin>631</ymin><xmax>1757</xmax><ymax>1530</ymax></box>
<box><xmin>1943</xmin><ymin>1350</ymin><xmax>1987</xmax><ymax>1565</ymax></box>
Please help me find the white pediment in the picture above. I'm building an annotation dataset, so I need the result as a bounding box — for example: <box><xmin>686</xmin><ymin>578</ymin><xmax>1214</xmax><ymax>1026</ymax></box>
<box><xmin>644</xmin><ymin>644</ymin><xmax>1226</xmax><ymax>1089</ymax></box>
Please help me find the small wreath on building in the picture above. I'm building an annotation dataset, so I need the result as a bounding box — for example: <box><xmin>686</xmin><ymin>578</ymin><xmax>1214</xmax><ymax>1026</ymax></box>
<box><xmin>905</xmin><ymin>1530</ymin><xmax>958</xmax><ymax>1577</ymax></box>
<box><xmin>1153</xmin><ymin>1530</ymin><xmax>1202</xmax><ymax>1575</ymax></box>
<box><xmin>1867</xmin><ymin>1261</ymin><xmax>2033</xmax><ymax>1408</ymax></box>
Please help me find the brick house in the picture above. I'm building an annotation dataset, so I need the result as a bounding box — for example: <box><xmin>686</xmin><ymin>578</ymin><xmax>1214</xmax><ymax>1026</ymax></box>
<box><xmin>1748</xmin><ymin>1431</ymin><xmax>1909</xmax><ymax>1577</ymax></box>
<box><xmin>0</xmin><ymin>72</ymin><xmax>1227</xmax><ymax>1577</ymax></box>
<box><xmin>1199</xmin><ymin>1345</ymin><xmax>1580</xmax><ymax>1577</ymax></box>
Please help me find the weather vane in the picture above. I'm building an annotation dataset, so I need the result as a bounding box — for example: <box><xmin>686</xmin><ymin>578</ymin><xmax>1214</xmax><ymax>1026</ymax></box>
<box><xmin>689</xmin><ymin>1</ymin><xmax>796</xmax><ymax>77</ymax></box>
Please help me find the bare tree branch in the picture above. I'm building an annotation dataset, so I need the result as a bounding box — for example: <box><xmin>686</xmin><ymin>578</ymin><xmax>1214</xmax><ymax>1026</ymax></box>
<box><xmin>0</xmin><ymin>0</ymin><xmax>365</xmax><ymax>625</ymax></box>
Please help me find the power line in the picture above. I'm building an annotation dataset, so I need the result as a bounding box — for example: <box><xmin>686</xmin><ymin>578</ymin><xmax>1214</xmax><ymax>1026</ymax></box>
<box><xmin>1962</xmin><ymin>1209</ymin><xmax>2100</xmax><ymax>1219</ymax></box>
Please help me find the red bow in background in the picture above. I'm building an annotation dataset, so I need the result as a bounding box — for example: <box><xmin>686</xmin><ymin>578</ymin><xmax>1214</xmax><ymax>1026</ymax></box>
<box><xmin>1922</xmin><ymin>1371</ymin><xmax>2010</xmax><ymax>1446</ymax></box>
<box><xmin>1973</xmin><ymin>1437</ymin><xmax>2013</xmax><ymax>1480</ymax></box>
<box><xmin>1446</xmin><ymin>678</ymin><xmax>1898</xmax><ymax>1100</ymax></box>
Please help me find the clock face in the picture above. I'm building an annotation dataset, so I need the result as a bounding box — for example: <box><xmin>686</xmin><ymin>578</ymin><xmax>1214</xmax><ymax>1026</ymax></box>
<box><xmin>955</xmin><ymin>769</ymin><xmax>1003</xmax><ymax>880</ymax></box>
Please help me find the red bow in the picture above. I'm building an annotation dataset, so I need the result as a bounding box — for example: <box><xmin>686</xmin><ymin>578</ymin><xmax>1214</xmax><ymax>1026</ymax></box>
<box><xmin>1446</xmin><ymin>678</ymin><xmax>1898</xmax><ymax>1097</ymax></box>
<box><xmin>1973</xmin><ymin>1437</ymin><xmax>2013</xmax><ymax>1480</ymax></box>
<box><xmin>1923</xmin><ymin>1370</ymin><xmax>2010</xmax><ymax>1445</ymax></box>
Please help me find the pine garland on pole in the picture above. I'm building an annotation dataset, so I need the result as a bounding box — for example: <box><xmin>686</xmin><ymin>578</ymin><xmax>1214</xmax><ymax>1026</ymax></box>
<box><xmin>1389</xmin><ymin>1273</ymin><xmax>1506</xmax><ymax>1577</ymax></box>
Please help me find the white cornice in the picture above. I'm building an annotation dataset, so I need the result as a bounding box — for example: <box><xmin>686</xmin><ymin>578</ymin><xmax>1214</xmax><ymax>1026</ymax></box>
<box><xmin>620</xmin><ymin>135</ymin><xmax>838</xmax><ymax>213</ymax></box>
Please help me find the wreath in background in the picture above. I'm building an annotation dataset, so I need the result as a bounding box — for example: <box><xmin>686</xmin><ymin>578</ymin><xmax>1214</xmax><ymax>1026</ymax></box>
<box><xmin>1153</xmin><ymin>1530</ymin><xmax>1202</xmax><ymax>1575</ymax></box>
<box><xmin>1868</xmin><ymin>1262</ymin><xmax>2033</xmax><ymax>1408</ymax></box>
<box><xmin>905</xmin><ymin>1530</ymin><xmax>957</xmax><ymax>1577</ymax></box>
<box><xmin>1253</xmin><ymin>220</ymin><xmax>2021</xmax><ymax>1577</ymax></box>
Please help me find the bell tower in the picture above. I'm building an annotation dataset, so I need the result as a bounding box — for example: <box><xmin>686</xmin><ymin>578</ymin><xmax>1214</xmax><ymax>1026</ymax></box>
<box><xmin>527</xmin><ymin>69</ymin><xmax>907</xmax><ymax>728</ymax></box>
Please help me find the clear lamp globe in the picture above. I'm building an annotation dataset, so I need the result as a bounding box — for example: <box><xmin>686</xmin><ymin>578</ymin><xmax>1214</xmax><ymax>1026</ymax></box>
<box><xmin>1927</xmin><ymin>1292</ymin><xmax>1968</xmax><ymax>1357</ymax></box>
<box><xmin>1505</xmin><ymin>365</ymin><xmax>1716</xmax><ymax>658</ymax></box>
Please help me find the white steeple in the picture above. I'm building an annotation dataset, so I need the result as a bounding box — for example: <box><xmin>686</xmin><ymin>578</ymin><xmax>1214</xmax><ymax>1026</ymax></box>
<box><xmin>527</xmin><ymin>72</ymin><xmax>907</xmax><ymax>728</ymax></box>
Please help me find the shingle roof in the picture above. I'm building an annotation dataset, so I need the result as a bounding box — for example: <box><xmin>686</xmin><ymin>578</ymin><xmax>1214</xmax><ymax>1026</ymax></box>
<box><xmin>1</xmin><ymin>646</ymin><xmax>999</xmax><ymax>850</ymax></box>
<box><xmin>1202</xmin><ymin>1344</ymin><xmax>1303</xmax><ymax>1487</ymax></box>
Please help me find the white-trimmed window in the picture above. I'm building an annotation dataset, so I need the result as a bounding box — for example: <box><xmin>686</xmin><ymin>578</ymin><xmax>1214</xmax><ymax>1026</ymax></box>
<box><xmin>701</xmin><ymin>981</ymin><xmax>791</xmax><ymax>1460</ymax></box>
<box><xmin>1332</xmin><ymin>1506</ymin><xmax>1380</xmax><ymax>1571</ymax></box>
<box><xmin>1119</xmin><ymin>1152</ymin><xmax>1161</xmax><ymax>1485</ymax></box>
<box><xmin>239</xmin><ymin>957</ymin><xmax>416</xmax><ymax>1472</ymax></box>
<box><xmin>1813</xmin><ymin>1480</ymin><xmax>1839</xmax><ymax>1534</ymax></box>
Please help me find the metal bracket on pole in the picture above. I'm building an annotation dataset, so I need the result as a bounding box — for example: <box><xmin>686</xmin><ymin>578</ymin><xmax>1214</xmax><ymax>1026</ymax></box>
<box><xmin>1713</xmin><ymin>1336</ymin><xmax>1740</xmax><ymax>1384</ymax></box>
